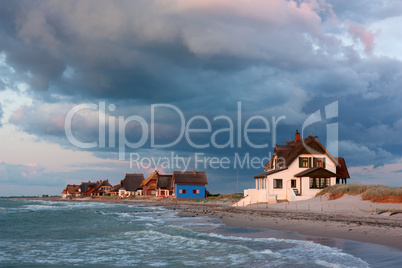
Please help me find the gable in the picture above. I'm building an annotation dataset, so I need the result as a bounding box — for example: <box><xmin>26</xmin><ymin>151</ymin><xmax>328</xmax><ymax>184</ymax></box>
<box><xmin>264</xmin><ymin>136</ymin><xmax>337</xmax><ymax>169</ymax></box>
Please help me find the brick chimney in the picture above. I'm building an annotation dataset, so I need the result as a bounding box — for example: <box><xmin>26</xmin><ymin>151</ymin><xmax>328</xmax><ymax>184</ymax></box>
<box><xmin>295</xmin><ymin>129</ymin><xmax>301</xmax><ymax>141</ymax></box>
<box><xmin>193</xmin><ymin>169</ymin><xmax>196</xmax><ymax>174</ymax></box>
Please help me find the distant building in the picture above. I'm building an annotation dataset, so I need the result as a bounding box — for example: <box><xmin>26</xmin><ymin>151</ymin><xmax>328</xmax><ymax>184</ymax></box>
<box><xmin>141</xmin><ymin>172</ymin><xmax>158</xmax><ymax>196</ymax></box>
<box><xmin>234</xmin><ymin>130</ymin><xmax>350</xmax><ymax>205</ymax></box>
<box><xmin>98</xmin><ymin>180</ymin><xmax>113</xmax><ymax>195</ymax></box>
<box><xmin>120</xmin><ymin>173</ymin><xmax>144</xmax><ymax>197</ymax></box>
<box><xmin>61</xmin><ymin>184</ymin><xmax>80</xmax><ymax>198</ymax></box>
<box><xmin>110</xmin><ymin>184</ymin><xmax>121</xmax><ymax>196</ymax></box>
<box><xmin>172</xmin><ymin>169</ymin><xmax>208</xmax><ymax>199</ymax></box>
<box><xmin>156</xmin><ymin>174</ymin><xmax>173</xmax><ymax>197</ymax></box>
<box><xmin>79</xmin><ymin>180</ymin><xmax>112</xmax><ymax>197</ymax></box>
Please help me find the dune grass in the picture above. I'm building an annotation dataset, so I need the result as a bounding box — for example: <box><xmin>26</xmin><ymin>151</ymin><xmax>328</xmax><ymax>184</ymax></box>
<box><xmin>316</xmin><ymin>184</ymin><xmax>402</xmax><ymax>203</ymax></box>
<box><xmin>206</xmin><ymin>193</ymin><xmax>244</xmax><ymax>201</ymax></box>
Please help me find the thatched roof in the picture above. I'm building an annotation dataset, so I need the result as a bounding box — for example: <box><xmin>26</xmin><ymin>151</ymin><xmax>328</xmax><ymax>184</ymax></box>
<box><xmin>173</xmin><ymin>170</ymin><xmax>207</xmax><ymax>185</ymax></box>
<box><xmin>157</xmin><ymin>174</ymin><xmax>173</xmax><ymax>190</ymax></box>
<box><xmin>110</xmin><ymin>184</ymin><xmax>121</xmax><ymax>192</ymax></box>
<box><xmin>264</xmin><ymin>136</ymin><xmax>338</xmax><ymax>169</ymax></box>
<box><xmin>62</xmin><ymin>185</ymin><xmax>80</xmax><ymax>195</ymax></box>
<box><xmin>141</xmin><ymin>171</ymin><xmax>158</xmax><ymax>186</ymax></box>
<box><xmin>122</xmin><ymin>174</ymin><xmax>144</xmax><ymax>191</ymax></box>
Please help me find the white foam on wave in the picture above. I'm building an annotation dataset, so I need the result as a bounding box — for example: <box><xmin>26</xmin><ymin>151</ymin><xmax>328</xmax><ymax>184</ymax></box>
<box><xmin>193</xmin><ymin>231</ymin><xmax>369</xmax><ymax>267</ymax></box>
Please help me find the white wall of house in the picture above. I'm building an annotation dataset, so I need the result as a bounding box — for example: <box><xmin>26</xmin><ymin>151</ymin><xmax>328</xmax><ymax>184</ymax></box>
<box><xmin>119</xmin><ymin>189</ymin><xmax>128</xmax><ymax>197</ymax></box>
<box><xmin>234</xmin><ymin>154</ymin><xmax>337</xmax><ymax>205</ymax></box>
<box><xmin>136</xmin><ymin>189</ymin><xmax>143</xmax><ymax>196</ymax></box>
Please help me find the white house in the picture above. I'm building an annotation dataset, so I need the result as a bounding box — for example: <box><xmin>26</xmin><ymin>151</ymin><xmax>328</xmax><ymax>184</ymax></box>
<box><xmin>234</xmin><ymin>130</ymin><xmax>350</xmax><ymax>205</ymax></box>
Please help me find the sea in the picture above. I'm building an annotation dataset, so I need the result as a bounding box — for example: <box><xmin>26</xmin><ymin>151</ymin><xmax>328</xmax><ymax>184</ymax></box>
<box><xmin>0</xmin><ymin>199</ymin><xmax>401</xmax><ymax>267</ymax></box>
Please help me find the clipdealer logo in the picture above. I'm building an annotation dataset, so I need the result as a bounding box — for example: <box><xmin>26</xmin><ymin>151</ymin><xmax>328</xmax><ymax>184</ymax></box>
<box><xmin>64</xmin><ymin>101</ymin><xmax>339</xmax><ymax>170</ymax></box>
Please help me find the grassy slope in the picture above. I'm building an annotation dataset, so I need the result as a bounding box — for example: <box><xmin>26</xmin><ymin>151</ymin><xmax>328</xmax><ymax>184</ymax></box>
<box><xmin>316</xmin><ymin>184</ymin><xmax>402</xmax><ymax>203</ymax></box>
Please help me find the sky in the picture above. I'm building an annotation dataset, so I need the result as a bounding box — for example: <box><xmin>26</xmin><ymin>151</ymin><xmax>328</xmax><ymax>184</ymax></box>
<box><xmin>0</xmin><ymin>0</ymin><xmax>402</xmax><ymax>196</ymax></box>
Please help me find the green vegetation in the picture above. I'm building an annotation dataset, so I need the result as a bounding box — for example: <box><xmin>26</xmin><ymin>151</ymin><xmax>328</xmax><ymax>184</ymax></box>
<box><xmin>206</xmin><ymin>193</ymin><xmax>244</xmax><ymax>201</ymax></box>
<box><xmin>316</xmin><ymin>184</ymin><xmax>402</xmax><ymax>203</ymax></box>
<box><xmin>205</xmin><ymin>189</ymin><xmax>220</xmax><ymax>197</ymax></box>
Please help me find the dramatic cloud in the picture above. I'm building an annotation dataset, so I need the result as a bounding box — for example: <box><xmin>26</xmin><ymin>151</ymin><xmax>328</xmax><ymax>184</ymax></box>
<box><xmin>0</xmin><ymin>0</ymin><xmax>401</xmax><ymax>195</ymax></box>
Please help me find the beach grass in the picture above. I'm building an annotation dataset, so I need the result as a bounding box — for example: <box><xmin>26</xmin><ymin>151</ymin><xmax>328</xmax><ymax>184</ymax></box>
<box><xmin>317</xmin><ymin>184</ymin><xmax>402</xmax><ymax>203</ymax></box>
<box><xmin>206</xmin><ymin>193</ymin><xmax>244</xmax><ymax>201</ymax></box>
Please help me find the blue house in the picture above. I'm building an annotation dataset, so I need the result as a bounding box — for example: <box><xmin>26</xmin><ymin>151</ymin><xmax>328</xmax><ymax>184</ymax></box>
<box><xmin>173</xmin><ymin>170</ymin><xmax>208</xmax><ymax>199</ymax></box>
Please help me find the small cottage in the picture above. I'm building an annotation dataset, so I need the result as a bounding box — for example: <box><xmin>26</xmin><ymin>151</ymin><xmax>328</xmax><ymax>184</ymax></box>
<box><xmin>141</xmin><ymin>172</ymin><xmax>158</xmax><ymax>196</ymax></box>
<box><xmin>172</xmin><ymin>169</ymin><xmax>208</xmax><ymax>199</ymax></box>
<box><xmin>61</xmin><ymin>184</ymin><xmax>80</xmax><ymax>198</ymax></box>
<box><xmin>120</xmin><ymin>173</ymin><xmax>144</xmax><ymax>197</ymax></box>
<box><xmin>156</xmin><ymin>174</ymin><xmax>173</xmax><ymax>197</ymax></box>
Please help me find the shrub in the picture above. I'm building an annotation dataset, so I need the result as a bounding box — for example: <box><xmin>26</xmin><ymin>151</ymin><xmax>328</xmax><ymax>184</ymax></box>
<box><xmin>317</xmin><ymin>184</ymin><xmax>402</xmax><ymax>203</ymax></box>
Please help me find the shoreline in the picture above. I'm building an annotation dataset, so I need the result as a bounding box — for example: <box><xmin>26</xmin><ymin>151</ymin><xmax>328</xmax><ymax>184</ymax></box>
<box><xmin>23</xmin><ymin>196</ymin><xmax>402</xmax><ymax>251</ymax></box>
<box><xmin>178</xmin><ymin>206</ymin><xmax>402</xmax><ymax>251</ymax></box>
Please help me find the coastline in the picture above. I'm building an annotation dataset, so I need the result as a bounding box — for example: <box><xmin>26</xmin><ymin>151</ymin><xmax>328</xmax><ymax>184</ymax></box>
<box><xmin>25</xmin><ymin>196</ymin><xmax>402</xmax><ymax>251</ymax></box>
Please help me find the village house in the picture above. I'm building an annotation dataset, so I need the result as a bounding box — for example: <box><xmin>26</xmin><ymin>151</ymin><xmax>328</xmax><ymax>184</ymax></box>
<box><xmin>141</xmin><ymin>171</ymin><xmax>158</xmax><ymax>196</ymax></box>
<box><xmin>61</xmin><ymin>184</ymin><xmax>81</xmax><ymax>198</ymax></box>
<box><xmin>77</xmin><ymin>180</ymin><xmax>112</xmax><ymax>197</ymax></box>
<box><xmin>234</xmin><ymin>130</ymin><xmax>350</xmax><ymax>205</ymax></box>
<box><xmin>88</xmin><ymin>180</ymin><xmax>112</xmax><ymax>196</ymax></box>
<box><xmin>156</xmin><ymin>174</ymin><xmax>173</xmax><ymax>197</ymax></box>
<box><xmin>97</xmin><ymin>180</ymin><xmax>113</xmax><ymax>196</ymax></box>
<box><xmin>118</xmin><ymin>173</ymin><xmax>144</xmax><ymax>197</ymax></box>
<box><xmin>172</xmin><ymin>169</ymin><xmax>208</xmax><ymax>199</ymax></box>
<box><xmin>110</xmin><ymin>184</ymin><xmax>121</xmax><ymax>196</ymax></box>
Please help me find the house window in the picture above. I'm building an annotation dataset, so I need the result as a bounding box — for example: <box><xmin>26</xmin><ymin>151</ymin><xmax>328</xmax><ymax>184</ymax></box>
<box><xmin>316</xmin><ymin>158</ymin><xmax>322</xmax><ymax>167</ymax></box>
<box><xmin>313</xmin><ymin>157</ymin><xmax>325</xmax><ymax>168</ymax></box>
<box><xmin>291</xmin><ymin>179</ymin><xmax>296</xmax><ymax>188</ymax></box>
<box><xmin>182</xmin><ymin>189</ymin><xmax>186</xmax><ymax>194</ymax></box>
<box><xmin>193</xmin><ymin>189</ymin><xmax>196</xmax><ymax>194</ymax></box>
<box><xmin>179</xmin><ymin>189</ymin><xmax>182</xmax><ymax>194</ymax></box>
<box><xmin>309</xmin><ymin>178</ymin><xmax>331</xmax><ymax>189</ymax></box>
<box><xmin>273</xmin><ymin>179</ymin><xmax>282</xmax><ymax>189</ymax></box>
<box><xmin>299</xmin><ymin>157</ymin><xmax>309</xmax><ymax>168</ymax></box>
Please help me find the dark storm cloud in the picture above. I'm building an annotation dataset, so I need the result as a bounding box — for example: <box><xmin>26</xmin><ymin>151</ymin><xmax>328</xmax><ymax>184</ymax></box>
<box><xmin>0</xmin><ymin>0</ymin><xmax>331</xmax><ymax>100</ymax></box>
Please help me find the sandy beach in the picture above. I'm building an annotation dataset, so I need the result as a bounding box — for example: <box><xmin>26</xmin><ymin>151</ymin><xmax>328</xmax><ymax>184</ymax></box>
<box><xmin>177</xmin><ymin>195</ymin><xmax>402</xmax><ymax>251</ymax></box>
<box><xmin>35</xmin><ymin>194</ymin><xmax>402</xmax><ymax>251</ymax></box>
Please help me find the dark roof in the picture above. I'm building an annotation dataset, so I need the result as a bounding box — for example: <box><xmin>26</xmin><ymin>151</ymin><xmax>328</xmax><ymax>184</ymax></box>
<box><xmin>100</xmin><ymin>180</ymin><xmax>112</xmax><ymax>187</ymax></box>
<box><xmin>254</xmin><ymin>168</ymin><xmax>288</xmax><ymax>178</ymax></box>
<box><xmin>335</xmin><ymin>157</ymin><xmax>350</xmax><ymax>178</ymax></box>
<box><xmin>294</xmin><ymin>167</ymin><xmax>338</xmax><ymax>178</ymax></box>
<box><xmin>264</xmin><ymin>136</ymin><xmax>337</xmax><ymax>169</ymax></box>
<box><xmin>62</xmin><ymin>185</ymin><xmax>80</xmax><ymax>194</ymax></box>
<box><xmin>122</xmin><ymin>173</ymin><xmax>144</xmax><ymax>191</ymax></box>
<box><xmin>110</xmin><ymin>184</ymin><xmax>121</xmax><ymax>192</ymax></box>
<box><xmin>157</xmin><ymin>174</ymin><xmax>173</xmax><ymax>190</ymax></box>
<box><xmin>79</xmin><ymin>182</ymin><xmax>91</xmax><ymax>194</ymax></box>
<box><xmin>173</xmin><ymin>171</ymin><xmax>208</xmax><ymax>185</ymax></box>
<box><xmin>85</xmin><ymin>182</ymin><xmax>98</xmax><ymax>194</ymax></box>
